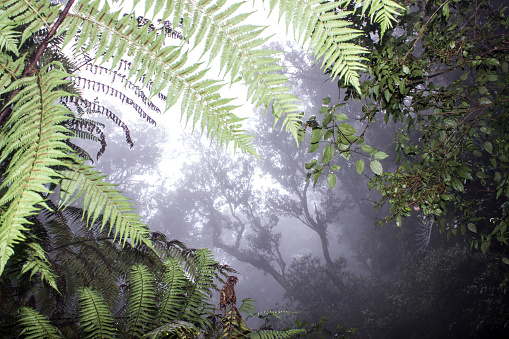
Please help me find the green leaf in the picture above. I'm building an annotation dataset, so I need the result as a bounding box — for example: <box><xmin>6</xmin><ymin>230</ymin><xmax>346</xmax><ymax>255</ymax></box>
<box><xmin>467</xmin><ymin>223</ymin><xmax>477</xmax><ymax>233</ymax></box>
<box><xmin>374</xmin><ymin>151</ymin><xmax>389</xmax><ymax>160</ymax></box>
<box><xmin>356</xmin><ymin>159</ymin><xmax>365</xmax><ymax>175</ymax></box>
<box><xmin>502</xmin><ymin>257</ymin><xmax>509</xmax><ymax>265</ymax></box>
<box><xmin>484</xmin><ymin>141</ymin><xmax>493</xmax><ymax>154</ymax></box>
<box><xmin>360</xmin><ymin>144</ymin><xmax>373</xmax><ymax>153</ymax></box>
<box><xmin>330</xmin><ymin>164</ymin><xmax>341</xmax><ymax>171</ymax></box>
<box><xmin>310</xmin><ymin>129</ymin><xmax>324</xmax><ymax>143</ymax></box>
<box><xmin>335</xmin><ymin>113</ymin><xmax>348</xmax><ymax>121</ymax></box>
<box><xmin>308</xmin><ymin>142</ymin><xmax>319</xmax><ymax>153</ymax></box>
<box><xmin>370</xmin><ymin>160</ymin><xmax>383</xmax><ymax>176</ymax></box>
<box><xmin>481</xmin><ymin>241</ymin><xmax>490</xmax><ymax>254</ymax></box>
<box><xmin>327</xmin><ymin>173</ymin><xmax>336</xmax><ymax>189</ymax></box>
<box><xmin>321</xmin><ymin>145</ymin><xmax>335</xmax><ymax>164</ymax></box>
<box><xmin>337</xmin><ymin>123</ymin><xmax>358</xmax><ymax>136</ymax></box>
<box><xmin>305</xmin><ymin>159</ymin><xmax>318</xmax><ymax>169</ymax></box>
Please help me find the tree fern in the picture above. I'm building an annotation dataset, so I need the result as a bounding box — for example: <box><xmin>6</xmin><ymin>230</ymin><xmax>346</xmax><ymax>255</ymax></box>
<box><xmin>58</xmin><ymin>0</ymin><xmax>258</xmax><ymax>156</ymax></box>
<box><xmin>78</xmin><ymin>287</ymin><xmax>117</xmax><ymax>339</ymax></box>
<box><xmin>18</xmin><ymin>307</ymin><xmax>64</xmax><ymax>339</ymax></box>
<box><xmin>0</xmin><ymin>62</ymin><xmax>73</xmax><ymax>275</ymax></box>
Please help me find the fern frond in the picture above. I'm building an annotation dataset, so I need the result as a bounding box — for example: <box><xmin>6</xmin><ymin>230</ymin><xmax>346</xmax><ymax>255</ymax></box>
<box><xmin>0</xmin><ymin>0</ymin><xmax>61</xmax><ymax>46</ymax></box>
<box><xmin>156</xmin><ymin>256</ymin><xmax>188</xmax><ymax>325</ymax></box>
<box><xmin>238</xmin><ymin>297</ymin><xmax>257</xmax><ymax>318</ymax></box>
<box><xmin>127</xmin><ymin>264</ymin><xmax>157</xmax><ymax>338</ymax></box>
<box><xmin>0</xmin><ymin>52</ymin><xmax>26</xmax><ymax>92</ymax></box>
<box><xmin>144</xmin><ymin>0</ymin><xmax>304</xmax><ymax>142</ymax></box>
<box><xmin>356</xmin><ymin>0</ymin><xmax>405</xmax><ymax>37</ymax></box>
<box><xmin>0</xmin><ymin>21</ymin><xmax>20</xmax><ymax>55</ymax></box>
<box><xmin>0</xmin><ymin>62</ymin><xmax>73</xmax><ymax>275</ymax></box>
<box><xmin>247</xmin><ymin>329</ymin><xmax>306</xmax><ymax>339</ymax></box>
<box><xmin>21</xmin><ymin>242</ymin><xmax>59</xmax><ymax>291</ymax></box>
<box><xmin>261</xmin><ymin>0</ymin><xmax>403</xmax><ymax>92</ymax></box>
<box><xmin>78</xmin><ymin>287</ymin><xmax>116</xmax><ymax>339</ymax></box>
<box><xmin>58</xmin><ymin>0</ymin><xmax>257</xmax><ymax>155</ymax></box>
<box><xmin>144</xmin><ymin>320</ymin><xmax>199</xmax><ymax>339</ymax></box>
<box><xmin>18</xmin><ymin>307</ymin><xmax>64</xmax><ymax>339</ymax></box>
<box><xmin>178</xmin><ymin>248</ymin><xmax>215</xmax><ymax>328</ymax></box>
<box><xmin>58</xmin><ymin>159</ymin><xmax>152</xmax><ymax>248</ymax></box>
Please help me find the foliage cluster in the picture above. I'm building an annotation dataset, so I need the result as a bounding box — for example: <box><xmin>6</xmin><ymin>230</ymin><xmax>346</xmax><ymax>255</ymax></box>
<box><xmin>301</xmin><ymin>0</ymin><xmax>509</xmax><ymax>259</ymax></box>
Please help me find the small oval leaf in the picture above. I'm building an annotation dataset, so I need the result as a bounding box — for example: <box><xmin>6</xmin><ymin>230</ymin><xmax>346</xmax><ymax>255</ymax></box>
<box><xmin>370</xmin><ymin>160</ymin><xmax>383</xmax><ymax>176</ymax></box>
<box><xmin>356</xmin><ymin>159</ymin><xmax>365</xmax><ymax>175</ymax></box>
<box><xmin>327</xmin><ymin>173</ymin><xmax>336</xmax><ymax>189</ymax></box>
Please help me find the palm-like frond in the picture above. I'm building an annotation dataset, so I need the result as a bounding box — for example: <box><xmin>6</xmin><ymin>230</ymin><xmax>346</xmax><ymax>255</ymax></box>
<box><xmin>78</xmin><ymin>287</ymin><xmax>116</xmax><ymax>339</ymax></box>
<box><xmin>0</xmin><ymin>0</ymin><xmax>60</xmax><ymax>46</ymax></box>
<box><xmin>58</xmin><ymin>0</ymin><xmax>257</xmax><ymax>156</ymax></box>
<box><xmin>127</xmin><ymin>264</ymin><xmax>157</xmax><ymax>338</ymax></box>
<box><xmin>21</xmin><ymin>242</ymin><xmax>59</xmax><ymax>291</ymax></box>
<box><xmin>18</xmin><ymin>307</ymin><xmax>64</xmax><ymax>339</ymax></box>
<box><xmin>262</xmin><ymin>0</ymin><xmax>404</xmax><ymax>92</ymax></box>
<box><xmin>0</xmin><ymin>62</ymin><xmax>73</xmax><ymax>275</ymax></box>
<box><xmin>143</xmin><ymin>0</ymin><xmax>304</xmax><ymax>140</ymax></box>
<box><xmin>0</xmin><ymin>53</ymin><xmax>25</xmax><ymax>92</ymax></box>
<box><xmin>59</xmin><ymin>159</ymin><xmax>152</xmax><ymax>248</ymax></box>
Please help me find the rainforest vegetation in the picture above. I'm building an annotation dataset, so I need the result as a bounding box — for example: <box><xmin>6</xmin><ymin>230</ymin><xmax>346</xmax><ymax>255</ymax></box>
<box><xmin>0</xmin><ymin>0</ymin><xmax>508</xmax><ymax>338</ymax></box>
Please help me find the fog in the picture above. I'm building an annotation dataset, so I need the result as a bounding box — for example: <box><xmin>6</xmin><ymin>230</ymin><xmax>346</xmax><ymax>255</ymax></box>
<box><xmin>74</xmin><ymin>23</ymin><xmax>505</xmax><ymax>339</ymax></box>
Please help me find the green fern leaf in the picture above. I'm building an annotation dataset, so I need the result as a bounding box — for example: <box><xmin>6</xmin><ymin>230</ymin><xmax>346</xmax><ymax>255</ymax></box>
<box><xmin>247</xmin><ymin>329</ymin><xmax>306</xmax><ymax>339</ymax></box>
<box><xmin>144</xmin><ymin>320</ymin><xmax>199</xmax><ymax>339</ymax></box>
<box><xmin>156</xmin><ymin>257</ymin><xmax>188</xmax><ymax>325</ymax></box>
<box><xmin>127</xmin><ymin>264</ymin><xmax>157</xmax><ymax>338</ymax></box>
<box><xmin>18</xmin><ymin>307</ymin><xmax>64</xmax><ymax>339</ymax></box>
<box><xmin>79</xmin><ymin>287</ymin><xmax>116</xmax><ymax>339</ymax></box>
<box><xmin>177</xmin><ymin>248</ymin><xmax>215</xmax><ymax>328</ymax></box>
<box><xmin>21</xmin><ymin>242</ymin><xmax>59</xmax><ymax>291</ymax></box>
<box><xmin>62</xmin><ymin>0</ymin><xmax>257</xmax><ymax>155</ymax></box>
<box><xmin>0</xmin><ymin>63</ymin><xmax>73</xmax><ymax>276</ymax></box>
<box><xmin>59</xmin><ymin>159</ymin><xmax>152</xmax><ymax>248</ymax></box>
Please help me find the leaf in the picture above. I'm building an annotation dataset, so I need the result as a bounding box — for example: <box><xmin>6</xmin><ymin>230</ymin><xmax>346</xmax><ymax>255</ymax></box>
<box><xmin>310</xmin><ymin>128</ymin><xmax>324</xmax><ymax>143</ymax></box>
<box><xmin>484</xmin><ymin>141</ymin><xmax>493</xmax><ymax>154</ymax></box>
<box><xmin>337</xmin><ymin>123</ymin><xmax>358</xmax><ymax>135</ymax></box>
<box><xmin>481</xmin><ymin>241</ymin><xmax>490</xmax><ymax>254</ymax></box>
<box><xmin>18</xmin><ymin>307</ymin><xmax>63</xmax><ymax>339</ymax></box>
<box><xmin>370</xmin><ymin>160</ymin><xmax>383</xmax><ymax>176</ymax></box>
<box><xmin>305</xmin><ymin>159</ymin><xmax>318</xmax><ymax>169</ymax></box>
<box><xmin>335</xmin><ymin>113</ymin><xmax>348</xmax><ymax>121</ymax></box>
<box><xmin>327</xmin><ymin>173</ymin><xmax>337</xmax><ymax>189</ymax></box>
<box><xmin>374</xmin><ymin>151</ymin><xmax>389</xmax><ymax>160</ymax></box>
<box><xmin>321</xmin><ymin>145</ymin><xmax>335</xmax><ymax>164</ymax></box>
<box><xmin>467</xmin><ymin>223</ymin><xmax>477</xmax><ymax>233</ymax></box>
<box><xmin>502</xmin><ymin>257</ymin><xmax>509</xmax><ymax>265</ymax></box>
<box><xmin>356</xmin><ymin>159</ymin><xmax>365</xmax><ymax>175</ymax></box>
